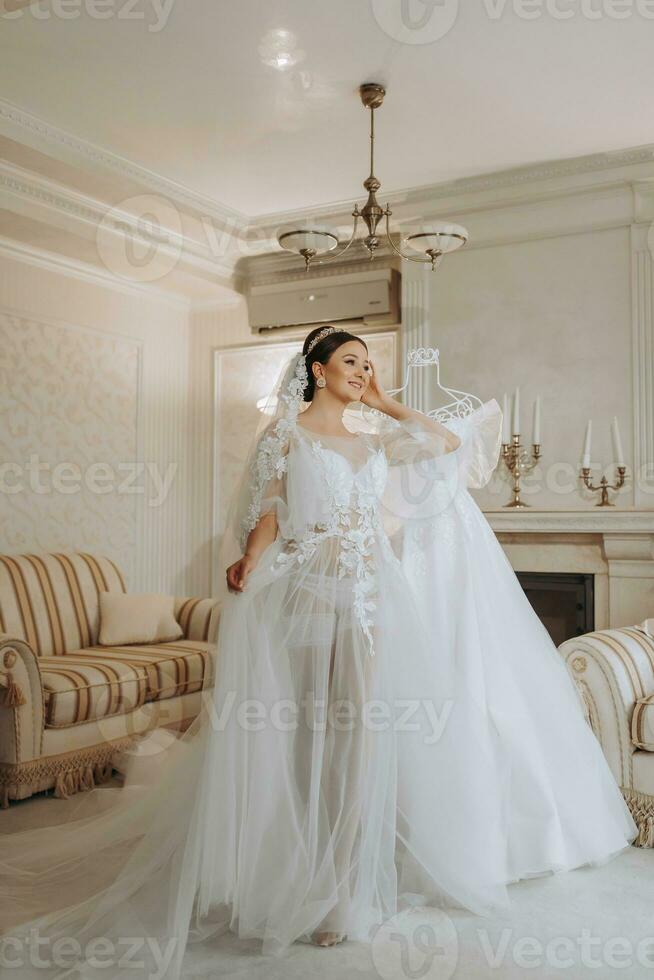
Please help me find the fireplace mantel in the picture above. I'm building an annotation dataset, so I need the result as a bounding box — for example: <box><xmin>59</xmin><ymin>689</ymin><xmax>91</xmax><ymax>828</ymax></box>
<box><xmin>482</xmin><ymin>509</ymin><xmax>654</xmax><ymax>631</ymax></box>
<box><xmin>484</xmin><ymin>510</ymin><xmax>654</xmax><ymax>535</ymax></box>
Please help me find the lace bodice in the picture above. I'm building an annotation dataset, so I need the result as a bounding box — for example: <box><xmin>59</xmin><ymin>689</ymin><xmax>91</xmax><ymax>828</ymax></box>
<box><xmin>238</xmin><ymin>400</ymin><xmax>503</xmax><ymax>656</ymax></box>
<box><xmin>269</xmin><ymin>424</ymin><xmax>393</xmax><ymax>655</ymax></box>
<box><xmin>239</xmin><ymin>417</ymin><xmax>419</xmax><ymax>656</ymax></box>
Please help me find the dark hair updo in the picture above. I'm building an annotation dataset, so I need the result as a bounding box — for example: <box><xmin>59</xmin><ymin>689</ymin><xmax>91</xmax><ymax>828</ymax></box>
<box><xmin>301</xmin><ymin>325</ymin><xmax>368</xmax><ymax>402</ymax></box>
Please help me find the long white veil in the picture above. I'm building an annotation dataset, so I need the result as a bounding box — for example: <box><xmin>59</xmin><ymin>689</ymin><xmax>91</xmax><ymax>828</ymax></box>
<box><xmin>212</xmin><ymin>349</ymin><xmax>308</xmax><ymax>603</ymax></box>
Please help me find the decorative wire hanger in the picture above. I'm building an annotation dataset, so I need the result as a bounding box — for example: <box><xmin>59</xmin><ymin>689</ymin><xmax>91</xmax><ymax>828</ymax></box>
<box><xmin>387</xmin><ymin>347</ymin><xmax>481</xmax><ymax>421</ymax></box>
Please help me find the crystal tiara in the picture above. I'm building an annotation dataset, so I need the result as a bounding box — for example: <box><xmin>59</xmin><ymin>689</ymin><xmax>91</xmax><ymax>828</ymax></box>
<box><xmin>306</xmin><ymin>325</ymin><xmax>346</xmax><ymax>355</ymax></box>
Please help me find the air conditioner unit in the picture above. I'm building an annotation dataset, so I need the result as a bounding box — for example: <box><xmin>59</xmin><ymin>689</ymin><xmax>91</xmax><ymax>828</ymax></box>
<box><xmin>248</xmin><ymin>267</ymin><xmax>400</xmax><ymax>333</ymax></box>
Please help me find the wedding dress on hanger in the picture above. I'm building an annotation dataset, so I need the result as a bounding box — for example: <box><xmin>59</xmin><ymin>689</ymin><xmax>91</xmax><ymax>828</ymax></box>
<box><xmin>357</xmin><ymin>347</ymin><xmax>638</xmax><ymax>885</ymax></box>
<box><xmin>0</xmin><ymin>350</ymin><xmax>637</xmax><ymax>979</ymax></box>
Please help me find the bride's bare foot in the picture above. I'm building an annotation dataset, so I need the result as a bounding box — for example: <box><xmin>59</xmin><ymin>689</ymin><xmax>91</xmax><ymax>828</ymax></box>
<box><xmin>312</xmin><ymin>930</ymin><xmax>347</xmax><ymax>947</ymax></box>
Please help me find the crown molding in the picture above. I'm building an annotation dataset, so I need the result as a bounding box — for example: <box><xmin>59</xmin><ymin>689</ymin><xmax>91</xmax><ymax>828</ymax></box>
<box><xmin>0</xmin><ymin>234</ymin><xmax>192</xmax><ymax>310</ymax></box>
<box><xmin>0</xmin><ymin>159</ymin><xmax>241</xmax><ymax>287</ymax></box>
<box><xmin>251</xmin><ymin>144</ymin><xmax>654</xmax><ymax>227</ymax></box>
<box><xmin>0</xmin><ymin>96</ymin><xmax>249</xmax><ymax>231</ymax></box>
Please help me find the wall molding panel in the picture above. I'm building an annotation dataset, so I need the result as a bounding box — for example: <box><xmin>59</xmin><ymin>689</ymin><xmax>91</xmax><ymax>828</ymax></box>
<box><xmin>631</xmin><ymin>223</ymin><xmax>654</xmax><ymax>510</ymax></box>
<box><xmin>0</xmin><ymin>305</ymin><xmax>143</xmax><ymax>585</ymax></box>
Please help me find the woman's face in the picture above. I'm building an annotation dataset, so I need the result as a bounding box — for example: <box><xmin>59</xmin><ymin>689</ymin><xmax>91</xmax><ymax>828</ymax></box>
<box><xmin>315</xmin><ymin>340</ymin><xmax>371</xmax><ymax>402</ymax></box>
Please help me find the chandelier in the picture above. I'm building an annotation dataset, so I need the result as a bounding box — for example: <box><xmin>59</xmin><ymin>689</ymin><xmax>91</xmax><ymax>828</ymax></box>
<box><xmin>277</xmin><ymin>83</ymin><xmax>468</xmax><ymax>272</ymax></box>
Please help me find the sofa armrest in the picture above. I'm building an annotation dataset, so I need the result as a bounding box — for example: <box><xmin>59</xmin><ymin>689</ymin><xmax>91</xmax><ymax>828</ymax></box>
<box><xmin>174</xmin><ymin>597</ymin><xmax>222</xmax><ymax>643</ymax></box>
<box><xmin>0</xmin><ymin>633</ymin><xmax>44</xmax><ymax>765</ymax></box>
<box><xmin>558</xmin><ymin>626</ymin><xmax>654</xmax><ymax>790</ymax></box>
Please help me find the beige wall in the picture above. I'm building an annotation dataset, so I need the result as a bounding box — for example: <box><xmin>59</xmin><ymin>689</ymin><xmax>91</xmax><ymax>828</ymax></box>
<box><xmin>0</xmin><ymin>254</ymin><xmax>191</xmax><ymax>594</ymax></box>
<box><xmin>425</xmin><ymin>226</ymin><xmax>635</xmax><ymax>510</ymax></box>
<box><xmin>187</xmin><ymin>299</ymin><xmax>250</xmax><ymax>596</ymax></box>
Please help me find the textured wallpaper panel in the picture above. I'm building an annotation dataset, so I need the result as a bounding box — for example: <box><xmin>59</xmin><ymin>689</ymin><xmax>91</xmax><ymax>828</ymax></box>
<box><xmin>0</xmin><ymin>310</ymin><xmax>141</xmax><ymax>577</ymax></box>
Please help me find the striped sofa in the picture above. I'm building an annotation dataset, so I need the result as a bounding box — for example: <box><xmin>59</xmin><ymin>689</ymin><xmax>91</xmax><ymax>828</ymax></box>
<box><xmin>559</xmin><ymin>623</ymin><xmax>654</xmax><ymax>847</ymax></box>
<box><xmin>0</xmin><ymin>552</ymin><xmax>220</xmax><ymax>808</ymax></box>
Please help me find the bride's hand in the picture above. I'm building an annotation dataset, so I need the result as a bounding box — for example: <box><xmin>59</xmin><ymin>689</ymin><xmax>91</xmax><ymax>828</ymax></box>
<box><xmin>226</xmin><ymin>553</ymin><xmax>258</xmax><ymax>593</ymax></box>
<box><xmin>361</xmin><ymin>358</ymin><xmax>392</xmax><ymax>413</ymax></box>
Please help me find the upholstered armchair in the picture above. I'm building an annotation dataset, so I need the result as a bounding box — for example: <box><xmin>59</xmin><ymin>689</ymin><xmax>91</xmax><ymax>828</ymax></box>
<box><xmin>559</xmin><ymin>621</ymin><xmax>654</xmax><ymax>846</ymax></box>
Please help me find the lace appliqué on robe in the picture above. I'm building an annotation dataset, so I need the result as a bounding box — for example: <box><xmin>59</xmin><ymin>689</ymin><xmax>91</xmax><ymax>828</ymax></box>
<box><xmin>273</xmin><ymin>437</ymin><xmax>388</xmax><ymax>657</ymax></box>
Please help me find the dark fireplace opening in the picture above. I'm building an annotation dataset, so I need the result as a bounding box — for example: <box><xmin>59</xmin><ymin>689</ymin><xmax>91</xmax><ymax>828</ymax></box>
<box><xmin>515</xmin><ymin>572</ymin><xmax>594</xmax><ymax>647</ymax></box>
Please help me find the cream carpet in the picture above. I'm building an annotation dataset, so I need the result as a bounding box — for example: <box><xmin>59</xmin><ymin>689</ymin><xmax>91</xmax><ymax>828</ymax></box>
<box><xmin>3</xmin><ymin>787</ymin><xmax>653</xmax><ymax>979</ymax></box>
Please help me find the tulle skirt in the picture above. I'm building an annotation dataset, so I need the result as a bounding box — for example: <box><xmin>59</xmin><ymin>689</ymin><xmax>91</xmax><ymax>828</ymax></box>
<box><xmin>393</xmin><ymin>484</ymin><xmax>638</xmax><ymax>883</ymax></box>
<box><xmin>0</xmin><ymin>520</ymin><xmax>637</xmax><ymax>977</ymax></box>
<box><xmin>192</xmin><ymin>531</ymin><xmax>516</xmax><ymax>953</ymax></box>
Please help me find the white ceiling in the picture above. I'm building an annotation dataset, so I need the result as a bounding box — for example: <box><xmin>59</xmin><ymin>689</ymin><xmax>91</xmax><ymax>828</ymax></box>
<box><xmin>1</xmin><ymin>0</ymin><xmax>653</xmax><ymax>218</ymax></box>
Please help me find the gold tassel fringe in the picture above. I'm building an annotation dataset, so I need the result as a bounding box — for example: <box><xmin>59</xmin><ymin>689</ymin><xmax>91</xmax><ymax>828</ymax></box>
<box><xmin>622</xmin><ymin>787</ymin><xmax>654</xmax><ymax>848</ymax></box>
<box><xmin>53</xmin><ymin>760</ymin><xmax>116</xmax><ymax>800</ymax></box>
<box><xmin>0</xmin><ymin>672</ymin><xmax>26</xmax><ymax>707</ymax></box>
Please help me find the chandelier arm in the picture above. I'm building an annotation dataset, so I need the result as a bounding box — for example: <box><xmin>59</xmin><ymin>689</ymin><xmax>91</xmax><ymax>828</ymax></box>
<box><xmin>316</xmin><ymin>213</ymin><xmax>360</xmax><ymax>263</ymax></box>
<box><xmin>384</xmin><ymin>217</ymin><xmax>435</xmax><ymax>264</ymax></box>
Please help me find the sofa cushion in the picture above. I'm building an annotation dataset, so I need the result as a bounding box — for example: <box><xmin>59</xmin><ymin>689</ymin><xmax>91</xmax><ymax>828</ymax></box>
<box><xmin>0</xmin><ymin>553</ymin><xmax>126</xmax><ymax>657</ymax></box>
<box><xmin>98</xmin><ymin>592</ymin><xmax>183</xmax><ymax>646</ymax></box>
<box><xmin>73</xmin><ymin>641</ymin><xmax>211</xmax><ymax>703</ymax></box>
<box><xmin>40</xmin><ymin>654</ymin><xmax>149</xmax><ymax>728</ymax></box>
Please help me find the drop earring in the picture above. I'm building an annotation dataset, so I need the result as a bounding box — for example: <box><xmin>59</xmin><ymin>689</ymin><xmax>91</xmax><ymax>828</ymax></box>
<box><xmin>316</xmin><ymin>378</ymin><xmax>326</xmax><ymax>388</ymax></box>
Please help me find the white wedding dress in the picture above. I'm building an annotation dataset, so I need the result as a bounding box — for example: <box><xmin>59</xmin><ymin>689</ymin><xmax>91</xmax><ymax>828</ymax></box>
<box><xmin>0</xmin><ymin>393</ymin><xmax>637</xmax><ymax>978</ymax></box>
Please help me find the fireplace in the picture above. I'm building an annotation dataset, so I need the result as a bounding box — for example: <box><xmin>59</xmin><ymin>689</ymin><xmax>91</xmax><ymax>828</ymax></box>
<box><xmin>516</xmin><ymin>572</ymin><xmax>595</xmax><ymax>647</ymax></box>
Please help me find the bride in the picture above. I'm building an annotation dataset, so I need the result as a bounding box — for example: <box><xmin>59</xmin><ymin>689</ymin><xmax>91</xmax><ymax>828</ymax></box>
<box><xmin>0</xmin><ymin>324</ymin><xmax>637</xmax><ymax>977</ymax></box>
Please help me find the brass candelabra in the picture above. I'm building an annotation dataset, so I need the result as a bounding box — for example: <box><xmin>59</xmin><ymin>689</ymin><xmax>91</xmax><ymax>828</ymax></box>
<box><xmin>501</xmin><ymin>435</ymin><xmax>541</xmax><ymax>508</ymax></box>
<box><xmin>580</xmin><ymin>466</ymin><xmax>627</xmax><ymax>506</ymax></box>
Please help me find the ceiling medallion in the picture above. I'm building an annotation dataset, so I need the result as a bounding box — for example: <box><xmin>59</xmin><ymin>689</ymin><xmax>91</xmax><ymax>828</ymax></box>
<box><xmin>277</xmin><ymin>83</ymin><xmax>468</xmax><ymax>272</ymax></box>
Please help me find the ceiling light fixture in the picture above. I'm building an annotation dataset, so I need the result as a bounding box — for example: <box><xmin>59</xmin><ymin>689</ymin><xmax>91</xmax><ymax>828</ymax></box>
<box><xmin>277</xmin><ymin>83</ymin><xmax>468</xmax><ymax>272</ymax></box>
<box><xmin>258</xmin><ymin>28</ymin><xmax>304</xmax><ymax>72</ymax></box>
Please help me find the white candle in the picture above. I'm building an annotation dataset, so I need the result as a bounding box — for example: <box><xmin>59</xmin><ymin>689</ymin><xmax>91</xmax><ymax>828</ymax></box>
<box><xmin>502</xmin><ymin>393</ymin><xmax>511</xmax><ymax>442</ymax></box>
<box><xmin>611</xmin><ymin>416</ymin><xmax>625</xmax><ymax>467</ymax></box>
<box><xmin>582</xmin><ymin>419</ymin><xmax>592</xmax><ymax>469</ymax></box>
<box><xmin>532</xmin><ymin>396</ymin><xmax>541</xmax><ymax>445</ymax></box>
<box><xmin>512</xmin><ymin>387</ymin><xmax>520</xmax><ymax>435</ymax></box>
